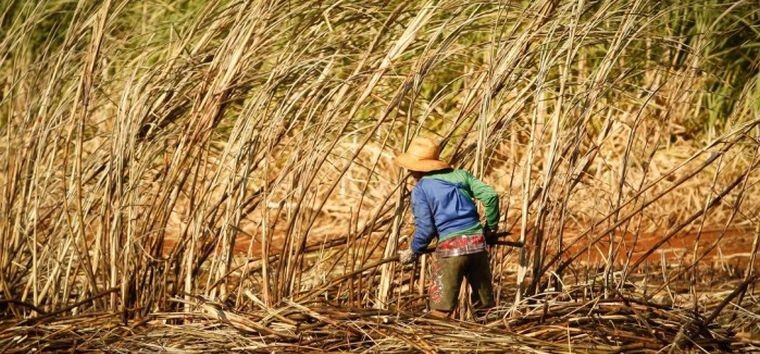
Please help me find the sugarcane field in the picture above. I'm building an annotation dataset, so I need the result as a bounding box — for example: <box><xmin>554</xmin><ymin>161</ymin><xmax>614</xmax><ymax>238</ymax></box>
<box><xmin>1</xmin><ymin>0</ymin><xmax>760</xmax><ymax>352</ymax></box>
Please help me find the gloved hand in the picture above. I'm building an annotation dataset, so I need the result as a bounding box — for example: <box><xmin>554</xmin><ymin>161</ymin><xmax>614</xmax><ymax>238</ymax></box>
<box><xmin>484</xmin><ymin>225</ymin><xmax>499</xmax><ymax>246</ymax></box>
<box><xmin>398</xmin><ymin>248</ymin><xmax>417</xmax><ymax>264</ymax></box>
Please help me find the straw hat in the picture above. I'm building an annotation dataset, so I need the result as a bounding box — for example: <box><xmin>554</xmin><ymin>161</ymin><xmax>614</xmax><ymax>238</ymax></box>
<box><xmin>394</xmin><ymin>137</ymin><xmax>450</xmax><ymax>172</ymax></box>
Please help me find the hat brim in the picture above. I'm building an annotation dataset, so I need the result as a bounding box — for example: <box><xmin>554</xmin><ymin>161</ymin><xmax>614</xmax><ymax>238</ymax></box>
<box><xmin>395</xmin><ymin>153</ymin><xmax>450</xmax><ymax>172</ymax></box>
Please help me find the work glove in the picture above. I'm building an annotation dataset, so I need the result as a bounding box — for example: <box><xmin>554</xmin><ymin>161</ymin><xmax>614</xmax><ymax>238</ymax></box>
<box><xmin>484</xmin><ymin>225</ymin><xmax>498</xmax><ymax>246</ymax></box>
<box><xmin>398</xmin><ymin>248</ymin><xmax>417</xmax><ymax>264</ymax></box>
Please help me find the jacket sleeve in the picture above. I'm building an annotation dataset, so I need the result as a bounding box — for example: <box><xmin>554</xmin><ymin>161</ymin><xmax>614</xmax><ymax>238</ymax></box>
<box><xmin>410</xmin><ymin>185</ymin><xmax>436</xmax><ymax>255</ymax></box>
<box><xmin>465</xmin><ymin>171</ymin><xmax>500</xmax><ymax>230</ymax></box>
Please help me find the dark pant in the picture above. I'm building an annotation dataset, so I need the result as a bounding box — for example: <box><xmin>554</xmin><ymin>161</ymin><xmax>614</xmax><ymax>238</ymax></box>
<box><xmin>428</xmin><ymin>251</ymin><xmax>495</xmax><ymax>311</ymax></box>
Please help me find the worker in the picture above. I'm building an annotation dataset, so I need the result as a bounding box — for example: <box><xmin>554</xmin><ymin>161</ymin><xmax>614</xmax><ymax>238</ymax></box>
<box><xmin>395</xmin><ymin>136</ymin><xmax>500</xmax><ymax>319</ymax></box>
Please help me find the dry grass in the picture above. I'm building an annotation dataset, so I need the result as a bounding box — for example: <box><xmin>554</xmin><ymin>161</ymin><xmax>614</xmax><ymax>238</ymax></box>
<box><xmin>1</xmin><ymin>0</ymin><xmax>759</xmax><ymax>352</ymax></box>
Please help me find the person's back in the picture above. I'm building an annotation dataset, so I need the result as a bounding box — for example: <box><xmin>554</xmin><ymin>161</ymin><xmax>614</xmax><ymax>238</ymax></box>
<box><xmin>410</xmin><ymin>169</ymin><xmax>499</xmax><ymax>254</ymax></box>
<box><xmin>395</xmin><ymin>137</ymin><xmax>500</xmax><ymax>318</ymax></box>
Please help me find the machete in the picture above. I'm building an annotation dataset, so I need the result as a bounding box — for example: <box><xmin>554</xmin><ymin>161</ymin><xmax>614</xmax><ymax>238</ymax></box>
<box><xmin>416</xmin><ymin>231</ymin><xmax>522</xmax><ymax>255</ymax></box>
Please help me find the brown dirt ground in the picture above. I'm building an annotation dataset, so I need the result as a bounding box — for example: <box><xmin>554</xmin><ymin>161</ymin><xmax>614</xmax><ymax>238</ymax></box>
<box><xmin>560</xmin><ymin>227</ymin><xmax>759</xmax><ymax>269</ymax></box>
<box><xmin>164</xmin><ymin>226</ymin><xmax>758</xmax><ymax>270</ymax></box>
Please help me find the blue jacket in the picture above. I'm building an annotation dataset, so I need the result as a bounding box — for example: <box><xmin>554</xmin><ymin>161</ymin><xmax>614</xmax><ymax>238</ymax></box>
<box><xmin>409</xmin><ymin>169</ymin><xmax>499</xmax><ymax>255</ymax></box>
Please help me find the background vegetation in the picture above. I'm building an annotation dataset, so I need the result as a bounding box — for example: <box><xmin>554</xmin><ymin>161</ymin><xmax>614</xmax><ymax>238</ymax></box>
<box><xmin>1</xmin><ymin>0</ymin><xmax>758</xmax><ymax>351</ymax></box>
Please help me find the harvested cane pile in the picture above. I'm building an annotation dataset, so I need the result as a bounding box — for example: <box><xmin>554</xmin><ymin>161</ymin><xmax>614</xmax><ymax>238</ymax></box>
<box><xmin>2</xmin><ymin>0</ymin><xmax>760</xmax><ymax>352</ymax></box>
<box><xmin>3</xmin><ymin>274</ymin><xmax>759</xmax><ymax>353</ymax></box>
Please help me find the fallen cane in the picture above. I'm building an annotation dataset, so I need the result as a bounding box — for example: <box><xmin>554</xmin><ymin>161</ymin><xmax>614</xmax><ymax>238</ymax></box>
<box><xmin>298</xmin><ymin>232</ymin><xmax>521</xmax><ymax>300</ymax></box>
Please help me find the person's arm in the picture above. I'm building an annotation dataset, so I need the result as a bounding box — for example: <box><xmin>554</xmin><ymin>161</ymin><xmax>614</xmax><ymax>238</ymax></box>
<box><xmin>410</xmin><ymin>186</ymin><xmax>437</xmax><ymax>255</ymax></box>
<box><xmin>465</xmin><ymin>171</ymin><xmax>500</xmax><ymax>231</ymax></box>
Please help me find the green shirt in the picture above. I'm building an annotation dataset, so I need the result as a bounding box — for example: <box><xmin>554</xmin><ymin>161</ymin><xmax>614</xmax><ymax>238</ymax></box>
<box><xmin>421</xmin><ymin>169</ymin><xmax>500</xmax><ymax>239</ymax></box>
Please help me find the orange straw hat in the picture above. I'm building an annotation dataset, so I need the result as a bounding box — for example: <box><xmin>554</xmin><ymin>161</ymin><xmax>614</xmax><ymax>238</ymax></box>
<box><xmin>395</xmin><ymin>137</ymin><xmax>450</xmax><ymax>172</ymax></box>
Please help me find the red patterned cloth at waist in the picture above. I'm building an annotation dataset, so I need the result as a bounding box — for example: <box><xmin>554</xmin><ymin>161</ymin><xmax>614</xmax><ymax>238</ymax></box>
<box><xmin>436</xmin><ymin>234</ymin><xmax>487</xmax><ymax>258</ymax></box>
